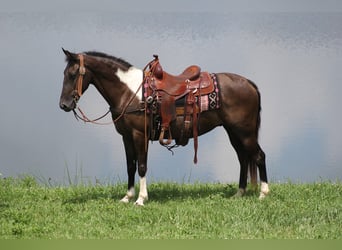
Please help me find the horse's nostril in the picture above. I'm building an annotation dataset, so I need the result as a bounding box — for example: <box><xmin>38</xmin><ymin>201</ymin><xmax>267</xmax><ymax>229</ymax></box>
<box><xmin>60</xmin><ymin>103</ymin><xmax>66</xmax><ymax>110</ymax></box>
<box><xmin>60</xmin><ymin>102</ymin><xmax>71</xmax><ymax>111</ymax></box>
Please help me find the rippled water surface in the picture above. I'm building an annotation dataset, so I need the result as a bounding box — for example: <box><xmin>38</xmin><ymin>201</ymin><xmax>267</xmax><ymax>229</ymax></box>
<box><xmin>1</xmin><ymin>12</ymin><xmax>341</xmax><ymax>183</ymax></box>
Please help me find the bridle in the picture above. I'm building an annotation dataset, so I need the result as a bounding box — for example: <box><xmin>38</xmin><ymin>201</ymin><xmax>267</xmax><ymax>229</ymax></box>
<box><xmin>71</xmin><ymin>54</ymin><xmax>114</xmax><ymax>125</ymax></box>
<box><xmin>73</xmin><ymin>54</ymin><xmax>86</xmax><ymax>102</ymax></box>
<box><xmin>71</xmin><ymin>54</ymin><xmax>151</xmax><ymax>125</ymax></box>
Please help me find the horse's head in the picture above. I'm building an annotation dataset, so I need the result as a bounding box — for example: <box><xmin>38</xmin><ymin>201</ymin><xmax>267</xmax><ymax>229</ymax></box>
<box><xmin>59</xmin><ymin>48</ymin><xmax>91</xmax><ymax>112</ymax></box>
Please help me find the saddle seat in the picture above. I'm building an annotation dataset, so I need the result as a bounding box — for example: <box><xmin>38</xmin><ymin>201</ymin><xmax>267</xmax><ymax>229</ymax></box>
<box><xmin>152</xmin><ymin>61</ymin><xmax>213</xmax><ymax>97</ymax></box>
<box><xmin>154</xmin><ymin>62</ymin><xmax>201</xmax><ymax>83</ymax></box>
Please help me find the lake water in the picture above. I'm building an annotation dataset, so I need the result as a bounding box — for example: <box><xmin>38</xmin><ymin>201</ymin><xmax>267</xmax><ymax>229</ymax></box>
<box><xmin>0</xmin><ymin>11</ymin><xmax>341</xmax><ymax>184</ymax></box>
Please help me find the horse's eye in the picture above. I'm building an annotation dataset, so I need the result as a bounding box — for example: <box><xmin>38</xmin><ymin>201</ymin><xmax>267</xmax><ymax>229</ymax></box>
<box><xmin>68</xmin><ymin>64</ymin><xmax>79</xmax><ymax>79</ymax></box>
<box><xmin>70</xmin><ymin>73</ymin><xmax>77</xmax><ymax>80</ymax></box>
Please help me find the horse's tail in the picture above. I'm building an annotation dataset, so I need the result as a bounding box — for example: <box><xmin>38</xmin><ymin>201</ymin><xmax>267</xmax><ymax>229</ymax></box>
<box><xmin>247</xmin><ymin>79</ymin><xmax>262</xmax><ymax>188</ymax></box>
<box><xmin>247</xmin><ymin>79</ymin><xmax>262</xmax><ymax>138</ymax></box>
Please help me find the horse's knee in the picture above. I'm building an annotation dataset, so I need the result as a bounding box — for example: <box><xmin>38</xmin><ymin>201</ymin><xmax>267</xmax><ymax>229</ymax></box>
<box><xmin>256</xmin><ymin>148</ymin><xmax>265</xmax><ymax>165</ymax></box>
<box><xmin>138</xmin><ymin>164</ymin><xmax>147</xmax><ymax>177</ymax></box>
<box><xmin>127</xmin><ymin>163</ymin><xmax>136</xmax><ymax>174</ymax></box>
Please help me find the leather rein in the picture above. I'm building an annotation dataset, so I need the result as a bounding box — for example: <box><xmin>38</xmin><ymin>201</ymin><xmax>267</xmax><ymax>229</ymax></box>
<box><xmin>72</xmin><ymin>54</ymin><xmax>146</xmax><ymax>125</ymax></box>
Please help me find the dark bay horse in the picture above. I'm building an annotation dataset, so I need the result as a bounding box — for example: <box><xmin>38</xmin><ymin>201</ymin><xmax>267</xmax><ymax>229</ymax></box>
<box><xmin>59</xmin><ymin>49</ymin><xmax>269</xmax><ymax>205</ymax></box>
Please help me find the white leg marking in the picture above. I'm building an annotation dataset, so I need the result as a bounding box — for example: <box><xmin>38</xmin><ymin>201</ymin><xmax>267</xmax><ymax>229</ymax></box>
<box><xmin>135</xmin><ymin>176</ymin><xmax>148</xmax><ymax>206</ymax></box>
<box><xmin>120</xmin><ymin>187</ymin><xmax>135</xmax><ymax>203</ymax></box>
<box><xmin>115</xmin><ymin>67</ymin><xmax>143</xmax><ymax>100</ymax></box>
<box><xmin>259</xmin><ymin>182</ymin><xmax>270</xmax><ymax>200</ymax></box>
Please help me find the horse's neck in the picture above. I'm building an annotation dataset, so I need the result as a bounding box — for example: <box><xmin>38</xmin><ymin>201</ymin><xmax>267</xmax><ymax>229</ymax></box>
<box><xmin>91</xmin><ymin>65</ymin><xmax>142</xmax><ymax>111</ymax></box>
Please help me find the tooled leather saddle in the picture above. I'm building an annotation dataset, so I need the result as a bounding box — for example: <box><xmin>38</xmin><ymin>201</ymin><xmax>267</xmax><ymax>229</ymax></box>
<box><xmin>143</xmin><ymin>55</ymin><xmax>217</xmax><ymax>163</ymax></box>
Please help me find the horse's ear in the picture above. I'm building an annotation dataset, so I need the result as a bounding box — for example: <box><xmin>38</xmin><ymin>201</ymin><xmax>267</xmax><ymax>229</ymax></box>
<box><xmin>62</xmin><ymin>48</ymin><xmax>77</xmax><ymax>61</ymax></box>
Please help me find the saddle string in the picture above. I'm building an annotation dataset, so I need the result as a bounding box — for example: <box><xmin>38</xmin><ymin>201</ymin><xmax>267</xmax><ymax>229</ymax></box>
<box><xmin>143</xmin><ymin>55</ymin><xmax>202</xmax><ymax>163</ymax></box>
<box><xmin>143</xmin><ymin>55</ymin><xmax>163</xmax><ymax>151</ymax></box>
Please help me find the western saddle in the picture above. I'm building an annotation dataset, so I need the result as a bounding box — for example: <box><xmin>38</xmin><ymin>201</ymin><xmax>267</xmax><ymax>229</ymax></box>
<box><xmin>143</xmin><ymin>55</ymin><xmax>215</xmax><ymax>163</ymax></box>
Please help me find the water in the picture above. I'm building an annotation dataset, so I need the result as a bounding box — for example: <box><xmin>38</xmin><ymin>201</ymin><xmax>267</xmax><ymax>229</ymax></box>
<box><xmin>0</xmin><ymin>11</ymin><xmax>341</xmax><ymax>184</ymax></box>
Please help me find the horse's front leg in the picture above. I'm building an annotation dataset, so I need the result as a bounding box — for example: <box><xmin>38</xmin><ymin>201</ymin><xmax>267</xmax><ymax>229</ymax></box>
<box><xmin>135</xmin><ymin>175</ymin><xmax>148</xmax><ymax>206</ymax></box>
<box><xmin>134</xmin><ymin>138</ymin><xmax>149</xmax><ymax>206</ymax></box>
<box><xmin>120</xmin><ymin>136</ymin><xmax>137</xmax><ymax>203</ymax></box>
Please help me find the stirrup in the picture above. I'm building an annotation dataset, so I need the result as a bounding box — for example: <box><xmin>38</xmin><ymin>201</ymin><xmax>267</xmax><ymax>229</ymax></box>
<box><xmin>159</xmin><ymin>127</ymin><xmax>173</xmax><ymax>146</ymax></box>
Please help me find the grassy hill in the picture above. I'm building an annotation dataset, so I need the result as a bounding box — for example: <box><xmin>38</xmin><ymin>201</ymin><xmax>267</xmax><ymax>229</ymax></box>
<box><xmin>0</xmin><ymin>176</ymin><xmax>341</xmax><ymax>239</ymax></box>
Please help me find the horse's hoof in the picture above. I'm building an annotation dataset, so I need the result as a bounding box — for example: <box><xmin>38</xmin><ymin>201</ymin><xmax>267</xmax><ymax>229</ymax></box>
<box><xmin>120</xmin><ymin>195</ymin><xmax>131</xmax><ymax>203</ymax></box>
<box><xmin>232</xmin><ymin>188</ymin><xmax>245</xmax><ymax>198</ymax></box>
<box><xmin>134</xmin><ymin>196</ymin><xmax>147</xmax><ymax>206</ymax></box>
<box><xmin>259</xmin><ymin>192</ymin><xmax>267</xmax><ymax>200</ymax></box>
<box><xmin>259</xmin><ymin>182</ymin><xmax>270</xmax><ymax>200</ymax></box>
<box><xmin>134</xmin><ymin>198</ymin><xmax>145</xmax><ymax>206</ymax></box>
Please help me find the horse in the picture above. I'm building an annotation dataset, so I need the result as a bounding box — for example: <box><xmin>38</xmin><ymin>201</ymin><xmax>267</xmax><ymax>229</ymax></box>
<box><xmin>59</xmin><ymin>49</ymin><xmax>269</xmax><ymax>206</ymax></box>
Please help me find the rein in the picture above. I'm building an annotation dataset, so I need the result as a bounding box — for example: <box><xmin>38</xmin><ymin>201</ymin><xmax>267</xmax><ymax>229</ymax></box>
<box><xmin>73</xmin><ymin>107</ymin><xmax>112</xmax><ymax>125</ymax></box>
<box><xmin>72</xmin><ymin>54</ymin><xmax>151</xmax><ymax>125</ymax></box>
<box><xmin>72</xmin><ymin>54</ymin><xmax>115</xmax><ymax>125</ymax></box>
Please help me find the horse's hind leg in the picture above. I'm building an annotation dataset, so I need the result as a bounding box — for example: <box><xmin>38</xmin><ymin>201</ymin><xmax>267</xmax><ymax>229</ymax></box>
<box><xmin>226</xmin><ymin>130</ymin><xmax>250</xmax><ymax>197</ymax></box>
<box><xmin>255</xmin><ymin>144</ymin><xmax>269</xmax><ymax>199</ymax></box>
<box><xmin>244</xmin><ymin>140</ymin><xmax>270</xmax><ymax>199</ymax></box>
<box><xmin>236</xmin><ymin>152</ymin><xmax>250</xmax><ymax>197</ymax></box>
<box><xmin>227</xmin><ymin>128</ymin><xmax>269</xmax><ymax>198</ymax></box>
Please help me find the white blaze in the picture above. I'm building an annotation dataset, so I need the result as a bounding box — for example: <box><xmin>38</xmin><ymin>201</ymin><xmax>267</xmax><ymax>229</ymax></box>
<box><xmin>116</xmin><ymin>67</ymin><xmax>143</xmax><ymax>100</ymax></box>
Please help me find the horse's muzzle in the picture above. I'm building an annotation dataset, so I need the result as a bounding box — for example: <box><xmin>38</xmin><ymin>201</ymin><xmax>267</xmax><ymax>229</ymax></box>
<box><xmin>59</xmin><ymin>99</ymin><xmax>75</xmax><ymax>112</ymax></box>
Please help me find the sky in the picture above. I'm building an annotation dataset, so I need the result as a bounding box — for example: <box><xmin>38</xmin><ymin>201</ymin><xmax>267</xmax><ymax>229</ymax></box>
<box><xmin>0</xmin><ymin>2</ymin><xmax>341</xmax><ymax>183</ymax></box>
<box><xmin>1</xmin><ymin>0</ymin><xmax>342</xmax><ymax>12</ymax></box>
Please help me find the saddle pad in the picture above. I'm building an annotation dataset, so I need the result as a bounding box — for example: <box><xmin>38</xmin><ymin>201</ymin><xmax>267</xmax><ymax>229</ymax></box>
<box><xmin>175</xmin><ymin>73</ymin><xmax>220</xmax><ymax>113</ymax></box>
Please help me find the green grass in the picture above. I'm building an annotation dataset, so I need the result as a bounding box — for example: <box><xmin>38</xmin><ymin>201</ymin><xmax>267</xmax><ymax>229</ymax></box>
<box><xmin>0</xmin><ymin>176</ymin><xmax>341</xmax><ymax>239</ymax></box>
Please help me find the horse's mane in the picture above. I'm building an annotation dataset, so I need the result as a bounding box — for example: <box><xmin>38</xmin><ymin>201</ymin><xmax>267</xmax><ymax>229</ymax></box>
<box><xmin>84</xmin><ymin>51</ymin><xmax>133</xmax><ymax>69</ymax></box>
